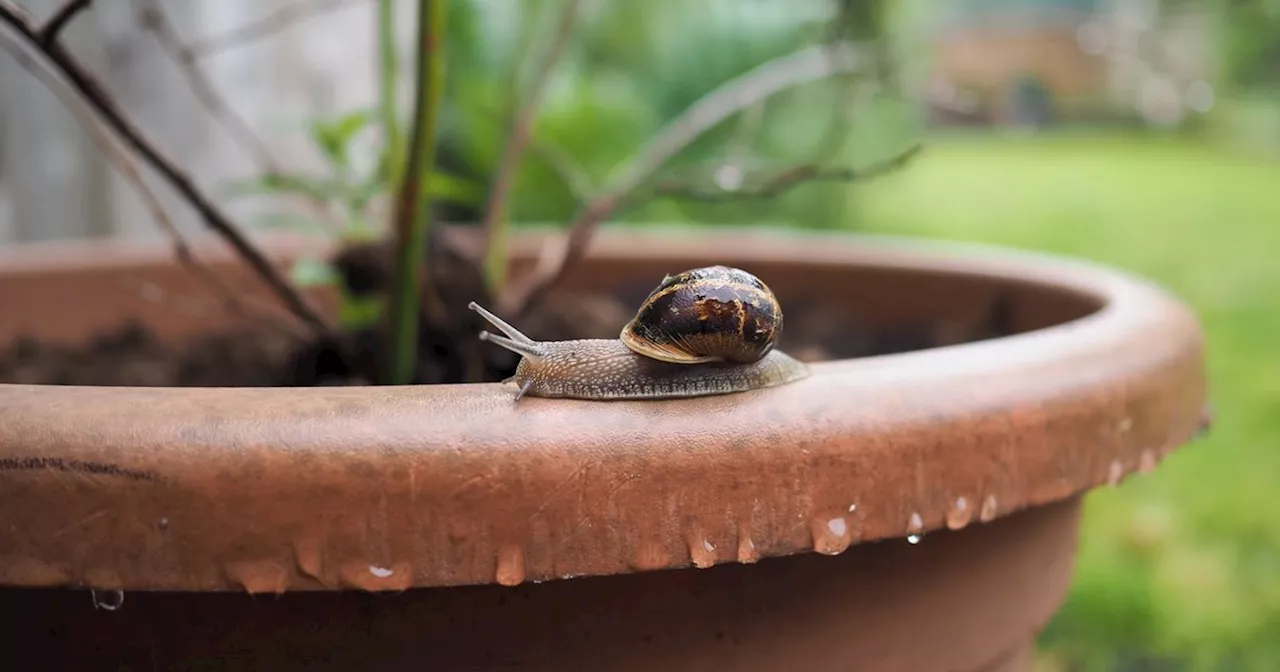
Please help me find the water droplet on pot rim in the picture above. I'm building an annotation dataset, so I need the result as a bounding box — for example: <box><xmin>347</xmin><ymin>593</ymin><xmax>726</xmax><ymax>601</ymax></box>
<box><xmin>91</xmin><ymin>589</ymin><xmax>124</xmax><ymax>611</ymax></box>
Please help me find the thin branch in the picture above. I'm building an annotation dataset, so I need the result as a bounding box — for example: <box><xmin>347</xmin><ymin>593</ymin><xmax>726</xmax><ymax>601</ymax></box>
<box><xmin>134</xmin><ymin>0</ymin><xmax>283</xmax><ymax>173</ymax></box>
<box><xmin>38</xmin><ymin>0</ymin><xmax>91</xmax><ymax>46</ymax></box>
<box><xmin>498</xmin><ymin>40</ymin><xmax>867</xmax><ymax>316</ymax></box>
<box><xmin>186</xmin><ymin>0</ymin><xmax>369</xmax><ymax>59</ymax></box>
<box><xmin>479</xmin><ymin>0</ymin><xmax>582</xmax><ymax>293</ymax></box>
<box><xmin>468</xmin><ymin>97</ymin><xmax>596</xmax><ymax>202</ymax></box>
<box><xmin>606</xmin><ymin>42</ymin><xmax>865</xmax><ymax>200</ymax></box>
<box><xmin>723</xmin><ymin>99</ymin><xmax>767</xmax><ymax>168</ymax></box>
<box><xmin>527</xmin><ymin>135</ymin><xmax>594</xmax><ymax>201</ymax></box>
<box><xmin>0</xmin><ymin>31</ymin><xmax>308</xmax><ymax>341</ymax></box>
<box><xmin>647</xmin><ymin>143</ymin><xmax>922</xmax><ymax>204</ymax></box>
<box><xmin>0</xmin><ymin>1</ymin><xmax>334</xmax><ymax>336</ymax></box>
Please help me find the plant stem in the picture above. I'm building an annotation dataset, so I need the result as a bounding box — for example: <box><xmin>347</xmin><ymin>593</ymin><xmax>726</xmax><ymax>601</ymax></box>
<box><xmin>377</xmin><ymin>0</ymin><xmax>403</xmax><ymax>186</ymax></box>
<box><xmin>385</xmin><ymin>0</ymin><xmax>447</xmax><ymax>385</ymax></box>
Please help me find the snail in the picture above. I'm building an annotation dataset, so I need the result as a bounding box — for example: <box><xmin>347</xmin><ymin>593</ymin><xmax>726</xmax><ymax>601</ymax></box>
<box><xmin>469</xmin><ymin>265</ymin><xmax>811</xmax><ymax>400</ymax></box>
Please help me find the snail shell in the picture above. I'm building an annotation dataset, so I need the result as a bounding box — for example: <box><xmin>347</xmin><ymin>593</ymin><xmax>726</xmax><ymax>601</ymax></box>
<box><xmin>619</xmin><ymin>265</ymin><xmax>781</xmax><ymax>365</ymax></box>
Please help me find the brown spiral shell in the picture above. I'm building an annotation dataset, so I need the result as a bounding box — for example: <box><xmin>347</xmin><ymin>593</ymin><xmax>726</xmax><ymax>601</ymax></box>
<box><xmin>619</xmin><ymin>265</ymin><xmax>782</xmax><ymax>365</ymax></box>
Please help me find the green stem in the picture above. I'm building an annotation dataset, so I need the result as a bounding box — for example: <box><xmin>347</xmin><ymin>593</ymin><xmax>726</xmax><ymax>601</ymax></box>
<box><xmin>377</xmin><ymin>0</ymin><xmax>403</xmax><ymax>186</ymax></box>
<box><xmin>483</xmin><ymin>218</ymin><xmax>508</xmax><ymax>292</ymax></box>
<box><xmin>385</xmin><ymin>0</ymin><xmax>447</xmax><ymax>385</ymax></box>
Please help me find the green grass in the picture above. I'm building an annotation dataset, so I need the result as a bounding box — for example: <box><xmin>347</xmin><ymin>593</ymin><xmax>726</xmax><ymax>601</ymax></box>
<box><xmin>847</xmin><ymin>131</ymin><xmax>1280</xmax><ymax>671</ymax></box>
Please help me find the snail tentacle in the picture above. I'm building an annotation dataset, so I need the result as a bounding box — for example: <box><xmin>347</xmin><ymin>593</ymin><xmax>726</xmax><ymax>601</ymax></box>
<box><xmin>478</xmin><ymin>330</ymin><xmax>546</xmax><ymax>361</ymax></box>
<box><xmin>468</xmin><ymin>301</ymin><xmax>536</xmax><ymax>345</ymax></box>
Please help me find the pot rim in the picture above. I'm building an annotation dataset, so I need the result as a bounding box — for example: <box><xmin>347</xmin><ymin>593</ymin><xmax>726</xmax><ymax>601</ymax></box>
<box><xmin>0</xmin><ymin>225</ymin><xmax>1208</xmax><ymax>593</ymax></box>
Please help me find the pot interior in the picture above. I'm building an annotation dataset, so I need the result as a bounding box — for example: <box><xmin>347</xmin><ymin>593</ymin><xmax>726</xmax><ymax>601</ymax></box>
<box><xmin>0</xmin><ymin>231</ymin><xmax>1105</xmax><ymax>366</ymax></box>
<box><xmin>549</xmin><ymin>247</ymin><xmax>1103</xmax><ymax>361</ymax></box>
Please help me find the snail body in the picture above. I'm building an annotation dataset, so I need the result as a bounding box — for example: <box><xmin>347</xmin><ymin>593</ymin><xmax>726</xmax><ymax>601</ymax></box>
<box><xmin>470</xmin><ymin>265</ymin><xmax>810</xmax><ymax>401</ymax></box>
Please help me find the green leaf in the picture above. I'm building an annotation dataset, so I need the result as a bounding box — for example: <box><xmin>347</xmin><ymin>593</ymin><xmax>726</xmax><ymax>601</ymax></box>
<box><xmin>339</xmin><ymin>294</ymin><xmax>384</xmax><ymax>329</ymax></box>
<box><xmin>309</xmin><ymin>108</ymin><xmax>377</xmax><ymax>170</ymax></box>
<box><xmin>289</xmin><ymin>257</ymin><xmax>340</xmax><ymax>288</ymax></box>
<box><xmin>422</xmin><ymin>170</ymin><xmax>485</xmax><ymax>206</ymax></box>
<box><xmin>246</xmin><ymin>211</ymin><xmax>333</xmax><ymax>235</ymax></box>
<box><xmin>349</xmin><ymin>174</ymin><xmax>389</xmax><ymax>213</ymax></box>
<box><xmin>224</xmin><ymin>172</ymin><xmax>342</xmax><ymax>203</ymax></box>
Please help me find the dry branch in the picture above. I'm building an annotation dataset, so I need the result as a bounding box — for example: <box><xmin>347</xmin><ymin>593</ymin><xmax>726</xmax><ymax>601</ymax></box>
<box><xmin>0</xmin><ymin>31</ymin><xmax>308</xmax><ymax>341</ymax></box>
<box><xmin>38</xmin><ymin>0</ymin><xmax>91</xmax><ymax>45</ymax></box>
<box><xmin>186</xmin><ymin>0</ymin><xmax>368</xmax><ymax>58</ymax></box>
<box><xmin>479</xmin><ymin>0</ymin><xmax>582</xmax><ymax>282</ymax></box>
<box><xmin>0</xmin><ymin>1</ymin><xmax>334</xmax><ymax>336</ymax></box>
<box><xmin>649</xmin><ymin>143</ymin><xmax>922</xmax><ymax>203</ymax></box>
<box><xmin>135</xmin><ymin>0</ymin><xmax>283</xmax><ymax>173</ymax></box>
<box><xmin>498</xmin><ymin>41</ymin><xmax>869</xmax><ymax>316</ymax></box>
<box><xmin>134</xmin><ymin>1</ymin><xmax>341</xmax><ymax>232</ymax></box>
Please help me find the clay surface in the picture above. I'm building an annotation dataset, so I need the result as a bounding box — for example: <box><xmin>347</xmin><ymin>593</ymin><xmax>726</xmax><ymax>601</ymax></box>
<box><xmin>0</xmin><ymin>228</ymin><xmax>1207</xmax><ymax>592</ymax></box>
<box><xmin>0</xmin><ymin>498</ymin><xmax>1082</xmax><ymax>671</ymax></box>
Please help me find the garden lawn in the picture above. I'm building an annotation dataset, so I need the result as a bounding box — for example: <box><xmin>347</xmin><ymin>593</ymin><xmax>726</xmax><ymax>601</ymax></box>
<box><xmin>849</xmin><ymin>132</ymin><xmax>1280</xmax><ymax>672</ymax></box>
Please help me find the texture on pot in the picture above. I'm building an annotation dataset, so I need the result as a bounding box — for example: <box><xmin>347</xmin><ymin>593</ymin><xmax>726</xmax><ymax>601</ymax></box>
<box><xmin>0</xmin><ymin>227</ymin><xmax>1208</xmax><ymax>593</ymax></box>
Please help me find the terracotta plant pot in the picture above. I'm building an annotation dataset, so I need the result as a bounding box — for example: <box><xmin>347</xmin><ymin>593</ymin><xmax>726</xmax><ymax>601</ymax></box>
<box><xmin>0</xmin><ymin>227</ymin><xmax>1207</xmax><ymax>671</ymax></box>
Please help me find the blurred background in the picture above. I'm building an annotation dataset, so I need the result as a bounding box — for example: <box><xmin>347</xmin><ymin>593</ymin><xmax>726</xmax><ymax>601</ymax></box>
<box><xmin>1</xmin><ymin>0</ymin><xmax>1277</xmax><ymax>669</ymax></box>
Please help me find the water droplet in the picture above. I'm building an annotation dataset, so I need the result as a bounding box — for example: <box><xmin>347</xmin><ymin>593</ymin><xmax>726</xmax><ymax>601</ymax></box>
<box><xmin>225</xmin><ymin>561</ymin><xmax>290</xmax><ymax>594</ymax></box>
<box><xmin>157</xmin><ymin>517</ymin><xmax>169</xmax><ymax>531</ymax></box>
<box><xmin>91</xmin><ymin>589</ymin><xmax>124</xmax><ymax>611</ymax></box>
<box><xmin>495</xmin><ymin>546</ymin><xmax>526</xmax><ymax>587</ymax></box>
<box><xmin>905</xmin><ymin>512</ymin><xmax>924</xmax><ymax>544</ymax></box>
<box><xmin>339</xmin><ymin>561</ymin><xmax>412</xmax><ymax>591</ymax></box>
<box><xmin>735</xmin><ymin>521</ymin><xmax>759</xmax><ymax>564</ymax></box>
<box><xmin>979</xmin><ymin>495</ymin><xmax>999</xmax><ymax>522</ymax></box>
<box><xmin>945</xmin><ymin>496</ymin><xmax>971</xmax><ymax>530</ymax></box>
<box><xmin>1117</xmin><ymin>418</ymin><xmax>1133</xmax><ymax>433</ymax></box>
<box><xmin>1195</xmin><ymin>405</ymin><xmax>1214</xmax><ymax>438</ymax></box>
<box><xmin>689</xmin><ymin>536</ymin><xmax>717</xmax><ymax>569</ymax></box>
<box><xmin>1138</xmin><ymin>449</ymin><xmax>1158</xmax><ymax>473</ymax></box>
<box><xmin>848</xmin><ymin>503</ymin><xmax>858</xmax><ymax>513</ymax></box>
<box><xmin>810</xmin><ymin>516</ymin><xmax>852</xmax><ymax>555</ymax></box>
<box><xmin>292</xmin><ymin>538</ymin><xmax>325</xmax><ymax>583</ymax></box>
<box><xmin>1108</xmin><ymin>459</ymin><xmax>1126</xmax><ymax>486</ymax></box>
<box><xmin>630</xmin><ymin>542</ymin><xmax>671</xmax><ymax>571</ymax></box>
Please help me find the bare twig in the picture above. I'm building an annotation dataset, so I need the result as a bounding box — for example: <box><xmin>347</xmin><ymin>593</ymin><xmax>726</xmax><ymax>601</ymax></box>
<box><xmin>648</xmin><ymin>143</ymin><xmax>922</xmax><ymax>204</ymax></box>
<box><xmin>479</xmin><ymin>0</ymin><xmax>582</xmax><ymax>292</ymax></box>
<box><xmin>608</xmin><ymin>42</ymin><xmax>865</xmax><ymax>200</ymax></box>
<box><xmin>186</xmin><ymin>0</ymin><xmax>369</xmax><ymax>58</ymax></box>
<box><xmin>723</xmin><ymin>100</ymin><xmax>766</xmax><ymax>168</ymax></box>
<box><xmin>527</xmin><ymin>135</ymin><xmax>594</xmax><ymax>201</ymax></box>
<box><xmin>0</xmin><ymin>31</ymin><xmax>308</xmax><ymax>341</ymax></box>
<box><xmin>137</xmin><ymin>3</ymin><xmax>347</xmax><ymax>239</ymax></box>
<box><xmin>498</xmin><ymin>41</ymin><xmax>867</xmax><ymax>316</ymax></box>
<box><xmin>38</xmin><ymin>0</ymin><xmax>91</xmax><ymax>45</ymax></box>
<box><xmin>467</xmin><ymin>97</ymin><xmax>596</xmax><ymax>201</ymax></box>
<box><xmin>0</xmin><ymin>1</ymin><xmax>334</xmax><ymax>336</ymax></box>
<box><xmin>134</xmin><ymin>0</ymin><xmax>283</xmax><ymax>173</ymax></box>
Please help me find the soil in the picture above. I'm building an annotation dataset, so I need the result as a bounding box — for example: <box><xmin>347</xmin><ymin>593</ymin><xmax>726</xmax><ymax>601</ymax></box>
<box><xmin>0</xmin><ymin>240</ymin><xmax>1016</xmax><ymax>388</ymax></box>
